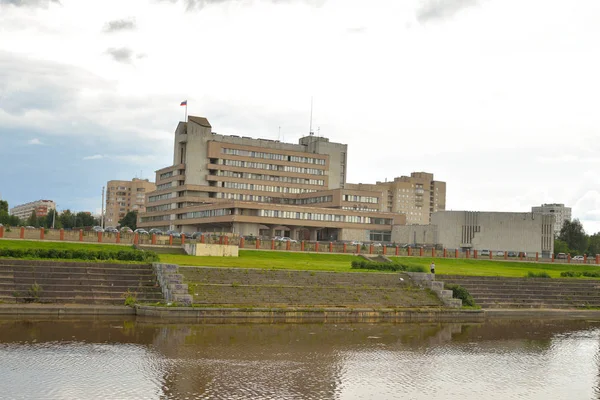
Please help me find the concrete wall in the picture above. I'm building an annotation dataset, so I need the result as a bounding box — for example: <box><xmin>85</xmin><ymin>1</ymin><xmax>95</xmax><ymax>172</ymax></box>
<box><xmin>339</xmin><ymin>228</ymin><xmax>368</xmax><ymax>242</ymax></box>
<box><xmin>432</xmin><ymin>211</ymin><xmax>554</xmax><ymax>255</ymax></box>
<box><xmin>392</xmin><ymin>225</ymin><xmax>437</xmax><ymax>245</ymax></box>
<box><xmin>184</xmin><ymin>243</ymin><xmax>239</xmax><ymax>257</ymax></box>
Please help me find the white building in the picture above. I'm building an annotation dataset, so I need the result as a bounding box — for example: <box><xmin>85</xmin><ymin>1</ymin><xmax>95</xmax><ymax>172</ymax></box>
<box><xmin>532</xmin><ymin>203</ymin><xmax>571</xmax><ymax>235</ymax></box>
<box><xmin>9</xmin><ymin>200</ymin><xmax>56</xmax><ymax>220</ymax></box>
<box><xmin>392</xmin><ymin>210</ymin><xmax>555</xmax><ymax>258</ymax></box>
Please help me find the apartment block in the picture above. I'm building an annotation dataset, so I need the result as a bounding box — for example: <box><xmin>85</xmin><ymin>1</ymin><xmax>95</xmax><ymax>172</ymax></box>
<box><xmin>345</xmin><ymin>172</ymin><xmax>446</xmax><ymax>224</ymax></box>
<box><xmin>138</xmin><ymin>116</ymin><xmax>404</xmax><ymax>242</ymax></box>
<box><xmin>9</xmin><ymin>199</ymin><xmax>56</xmax><ymax>220</ymax></box>
<box><xmin>105</xmin><ymin>178</ymin><xmax>156</xmax><ymax>226</ymax></box>
<box><xmin>532</xmin><ymin>203</ymin><xmax>572</xmax><ymax>235</ymax></box>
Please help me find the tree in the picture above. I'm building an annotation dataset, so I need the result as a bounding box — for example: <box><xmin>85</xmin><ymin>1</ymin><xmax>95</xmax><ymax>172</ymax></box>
<box><xmin>118</xmin><ymin>211</ymin><xmax>138</xmax><ymax>230</ymax></box>
<box><xmin>587</xmin><ymin>233</ymin><xmax>600</xmax><ymax>257</ymax></box>
<box><xmin>59</xmin><ymin>209</ymin><xmax>76</xmax><ymax>229</ymax></box>
<box><xmin>558</xmin><ymin>219</ymin><xmax>588</xmax><ymax>255</ymax></box>
<box><xmin>27</xmin><ymin>210</ymin><xmax>39</xmax><ymax>227</ymax></box>
<box><xmin>0</xmin><ymin>200</ymin><xmax>7</xmax><ymax>213</ymax></box>
<box><xmin>44</xmin><ymin>209</ymin><xmax>61</xmax><ymax>229</ymax></box>
<box><xmin>554</xmin><ymin>239</ymin><xmax>570</xmax><ymax>255</ymax></box>
<box><xmin>76</xmin><ymin>212</ymin><xmax>97</xmax><ymax>228</ymax></box>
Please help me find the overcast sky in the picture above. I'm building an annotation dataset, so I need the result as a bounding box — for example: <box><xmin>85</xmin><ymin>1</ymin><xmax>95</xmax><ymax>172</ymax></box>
<box><xmin>1</xmin><ymin>0</ymin><xmax>599</xmax><ymax>232</ymax></box>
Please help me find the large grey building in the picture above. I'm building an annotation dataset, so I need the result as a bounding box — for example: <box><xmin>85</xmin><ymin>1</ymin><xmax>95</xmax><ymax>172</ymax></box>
<box><xmin>138</xmin><ymin>116</ymin><xmax>405</xmax><ymax>241</ymax></box>
<box><xmin>392</xmin><ymin>211</ymin><xmax>555</xmax><ymax>257</ymax></box>
<box><xmin>532</xmin><ymin>203</ymin><xmax>571</xmax><ymax>235</ymax></box>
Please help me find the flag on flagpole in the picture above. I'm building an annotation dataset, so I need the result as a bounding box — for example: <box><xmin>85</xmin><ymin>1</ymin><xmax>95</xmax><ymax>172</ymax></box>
<box><xmin>180</xmin><ymin>100</ymin><xmax>187</xmax><ymax>106</ymax></box>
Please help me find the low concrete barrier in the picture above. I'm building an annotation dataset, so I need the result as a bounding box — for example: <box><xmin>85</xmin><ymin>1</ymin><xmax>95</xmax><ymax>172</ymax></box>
<box><xmin>183</xmin><ymin>243</ymin><xmax>239</xmax><ymax>257</ymax></box>
<box><xmin>153</xmin><ymin>263</ymin><xmax>193</xmax><ymax>306</ymax></box>
<box><xmin>136</xmin><ymin>305</ymin><xmax>484</xmax><ymax>322</ymax></box>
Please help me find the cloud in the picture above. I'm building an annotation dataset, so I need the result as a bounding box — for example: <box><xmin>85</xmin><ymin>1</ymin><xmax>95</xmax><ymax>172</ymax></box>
<box><xmin>27</xmin><ymin>138</ymin><xmax>42</xmax><ymax>145</ymax></box>
<box><xmin>103</xmin><ymin>18</ymin><xmax>136</xmax><ymax>33</ymax></box>
<box><xmin>83</xmin><ymin>154</ymin><xmax>104</xmax><ymax>160</ymax></box>
<box><xmin>0</xmin><ymin>51</ymin><xmax>106</xmax><ymax>116</ymax></box>
<box><xmin>105</xmin><ymin>47</ymin><xmax>135</xmax><ymax>63</ymax></box>
<box><xmin>347</xmin><ymin>27</ymin><xmax>366</xmax><ymax>34</ymax></box>
<box><xmin>416</xmin><ymin>0</ymin><xmax>479</xmax><ymax>23</ymax></box>
<box><xmin>0</xmin><ymin>0</ymin><xmax>59</xmax><ymax>6</ymax></box>
<box><xmin>158</xmin><ymin>0</ymin><xmax>326</xmax><ymax>11</ymax></box>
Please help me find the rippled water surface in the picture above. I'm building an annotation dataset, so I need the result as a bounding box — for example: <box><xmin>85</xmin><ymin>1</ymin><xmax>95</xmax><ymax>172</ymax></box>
<box><xmin>1</xmin><ymin>318</ymin><xmax>600</xmax><ymax>399</ymax></box>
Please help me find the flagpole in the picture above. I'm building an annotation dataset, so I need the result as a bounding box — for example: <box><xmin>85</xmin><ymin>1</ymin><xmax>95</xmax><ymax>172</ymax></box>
<box><xmin>185</xmin><ymin>103</ymin><xmax>188</xmax><ymax>122</ymax></box>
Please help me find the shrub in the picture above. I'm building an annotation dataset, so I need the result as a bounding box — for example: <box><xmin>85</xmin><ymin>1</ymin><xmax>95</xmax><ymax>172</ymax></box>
<box><xmin>583</xmin><ymin>271</ymin><xmax>600</xmax><ymax>278</ymax></box>
<box><xmin>406</xmin><ymin>265</ymin><xmax>427</xmax><ymax>273</ymax></box>
<box><xmin>445</xmin><ymin>283</ymin><xmax>476</xmax><ymax>307</ymax></box>
<box><xmin>526</xmin><ymin>271</ymin><xmax>551</xmax><ymax>278</ymax></box>
<box><xmin>0</xmin><ymin>247</ymin><xmax>159</xmax><ymax>262</ymax></box>
<box><xmin>350</xmin><ymin>260</ymin><xmax>424</xmax><ymax>272</ymax></box>
<box><xmin>560</xmin><ymin>271</ymin><xmax>583</xmax><ymax>278</ymax></box>
<box><xmin>122</xmin><ymin>289</ymin><xmax>138</xmax><ymax>307</ymax></box>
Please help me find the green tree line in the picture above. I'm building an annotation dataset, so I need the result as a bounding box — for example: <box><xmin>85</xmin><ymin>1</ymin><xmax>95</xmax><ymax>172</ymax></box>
<box><xmin>554</xmin><ymin>219</ymin><xmax>600</xmax><ymax>256</ymax></box>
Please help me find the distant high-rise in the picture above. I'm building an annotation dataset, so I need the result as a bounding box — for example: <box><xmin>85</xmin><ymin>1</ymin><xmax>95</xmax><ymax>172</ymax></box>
<box><xmin>344</xmin><ymin>172</ymin><xmax>446</xmax><ymax>225</ymax></box>
<box><xmin>105</xmin><ymin>178</ymin><xmax>156</xmax><ymax>226</ymax></box>
<box><xmin>532</xmin><ymin>203</ymin><xmax>572</xmax><ymax>235</ymax></box>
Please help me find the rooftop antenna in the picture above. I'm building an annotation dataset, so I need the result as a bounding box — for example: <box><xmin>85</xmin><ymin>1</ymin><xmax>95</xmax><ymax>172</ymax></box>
<box><xmin>317</xmin><ymin>126</ymin><xmax>320</xmax><ymax>137</ymax></box>
<box><xmin>309</xmin><ymin>96</ymin><xmax>314</xmax><ymax>136</ymax></box>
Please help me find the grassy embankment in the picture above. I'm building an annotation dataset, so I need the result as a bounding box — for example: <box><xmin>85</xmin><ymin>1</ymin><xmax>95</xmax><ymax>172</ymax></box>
<box><xmin>2</xmin><ymin>240</ymin><xmax>600</xmax><ymax>278</ymax></box>
<box><xmin>160</xmin><ymin>251</ymin><xmax>600</xmax><ymax>278</ymax></box>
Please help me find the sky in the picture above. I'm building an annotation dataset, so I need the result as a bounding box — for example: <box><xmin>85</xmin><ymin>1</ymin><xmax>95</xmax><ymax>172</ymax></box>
<box><xmin>1</xmin><ymin>0</ymin><xmax>600</xmax><ymax>231</ymax></box>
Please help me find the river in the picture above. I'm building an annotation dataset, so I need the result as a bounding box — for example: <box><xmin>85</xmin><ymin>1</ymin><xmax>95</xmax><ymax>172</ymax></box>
<box><xmin>1</xmin><ymin>317</ymin><xmax>599</xmax><ymax>399</ymax></box>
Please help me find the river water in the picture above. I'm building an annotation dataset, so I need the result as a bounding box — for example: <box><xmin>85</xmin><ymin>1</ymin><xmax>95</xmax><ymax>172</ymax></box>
<box><xmin>1</xmin><ymin>317</ymin><xmax>600</xmax><ymax>399</ymax></box>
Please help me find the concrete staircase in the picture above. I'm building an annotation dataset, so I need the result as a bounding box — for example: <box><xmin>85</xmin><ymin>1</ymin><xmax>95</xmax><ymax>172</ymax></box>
<box><xmin>0</xmin><ymin>259</ymin><xmax>164</xmax><ymax>305</ymax></box>
<box><xmin>438</xmin><ymin>275</ymin><xmax>600</xmax><ymax>309</ymax></box>
<box><xmin>180</xmin><ymin>267</ymin><xmax>444</xmax><ymax>308</ymax></box>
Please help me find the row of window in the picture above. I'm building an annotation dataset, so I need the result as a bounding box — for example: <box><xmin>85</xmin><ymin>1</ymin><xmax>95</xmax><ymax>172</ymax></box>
<box><xmin>179</xmin><ymin>208</ymin><xmax>233</xmax><ymax>219</ymax></box>
<box><xmin>220</xmin><ymin>181</ymin><xmax>317</xmax><ymax>194</ymax></box>
<box><xmin>140</xmin><ymin>215</ymin><xmax>170</xmax><ymax>222</ymax></box>
<box><xmin>146</xmin><ymin>204</ymin><xmax>171</xmax><ymax>212</ymax></box>
<box><xmin>215</xmin><ymin>193</ymin><xmax>332</xmax><ymax>205</ymax></box>
<box><xmin>148</xmin><ymin>193</ymin><xmax>174</xmax><ymax>202</ymax></box>
<box><xmin>369</xmin><ymin>230</ymin><xmax>392</xmax><ymax>242</ymax></box>
<box><xmin>159</xmin><ymin>171</ymin><xmax>174</xmax><ymax>179</ymax></box>
<box><xmin>259</xmin><ymin>209</ymin><xmax>392</xmax><ymax>225</ymax></box>
<box><xmin>342</xmin><ymin>206</ymin><xmax>379</xmax><ymax>212</ymax></box>
<box><xmin>217</xmin><ymin>170</ymin><xmax>325</xmax><ymax>186</ymax></box>
<box><xmin>222</xmin><ymin>148</ymin><xmax>326</xmax><ymax>165</ymax></box>
<box><xmin>219</xmin><ymin>159</ymin><xmax>325</xmax><ymax>175</ymax></box>
<box><xmin>342</xmin><ymin>195</ymin><xmax>378</xmax><ymax>204</ymax></box>
<box><xmin>156</xmin><ymin>182</ymin><xmax>173</xmax><ymax>191</ymax></box>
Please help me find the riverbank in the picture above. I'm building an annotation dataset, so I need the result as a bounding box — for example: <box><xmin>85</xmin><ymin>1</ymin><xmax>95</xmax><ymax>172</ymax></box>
<box><xmin>3</xmin><ymin>303</ymin><xmax>600</xmax><ymax>322</ymax></box>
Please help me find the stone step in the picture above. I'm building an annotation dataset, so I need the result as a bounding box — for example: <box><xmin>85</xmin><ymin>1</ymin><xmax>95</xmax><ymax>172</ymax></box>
<box><xmin>10</xmin><ymin>273</ymin><xmax>157</xmax><ymax>282</ymax></box>
<box><xmin>9</xmin><ymin>289</ymin><xmax>163</xmax><ymax>298</ymax></box>
<box><xmin>467</xmin><ymin>290</ymin><xmax>600</xmax><ymax>297</ymax></box>
<box><xmin>477</xmin><ymin>302</ymin><xmax>579</xmax><ymax>309</ymax></box>
<box><xmin>443</xmin><ymin>280</ymin><xmax>600</xmax><ymax>287</ymax></box>
<box><xmin>0</xmin><ymin>284</ymin><xmax>161</xmax><ymax>294</ymax></box>
<box><xmin>469</xmin><ymin>296</ymin><xmax>600</xmax><ymax>303</ymax></box>
<box><xmin>12</xmin><ymin>297</ymin><xmax>158</xmax><ymax>305</ymax></box>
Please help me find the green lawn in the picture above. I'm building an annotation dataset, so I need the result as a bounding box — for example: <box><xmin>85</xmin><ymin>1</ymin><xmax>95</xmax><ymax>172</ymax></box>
<box><xmin>0</xmin><ymin>239</ymin><xmax>131</xmax><ymax>252</ymax></box>
<box><xmin>3</xmin><ymin>240</ymin><xmax>599</xmax><ymax>279</ymax></box>
<box><xmin>389</xmin><ymin>257</ymin><xmax>600</xmax><ymax>278</ymax></box>
<box><xmin>160</xmin><ymin>250</ymin><xmax>600</xmax><ymax>278</ymax></box>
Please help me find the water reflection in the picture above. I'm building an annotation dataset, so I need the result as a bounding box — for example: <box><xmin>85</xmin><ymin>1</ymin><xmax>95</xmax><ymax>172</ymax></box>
<box><xmin>1</xmin><ymin>318</ymin><xmax>600</xmax><ymax>399</ymax></box>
